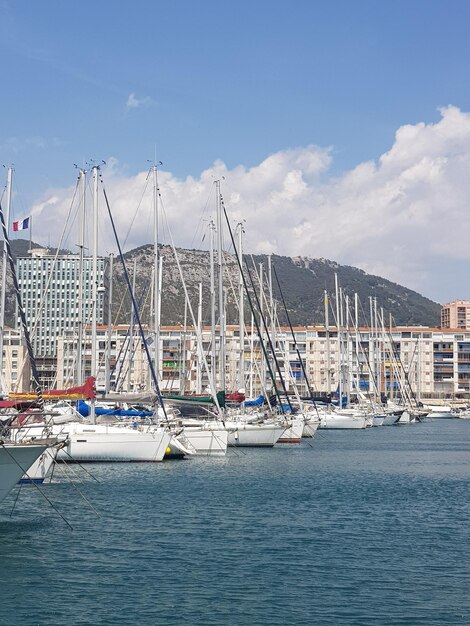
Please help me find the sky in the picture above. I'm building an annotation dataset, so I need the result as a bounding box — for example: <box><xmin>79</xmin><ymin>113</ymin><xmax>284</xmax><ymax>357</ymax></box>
<box><xmin>1</xmin><ymin>0</ymin><xmax>470</xmax><ymax>304</ymax></box>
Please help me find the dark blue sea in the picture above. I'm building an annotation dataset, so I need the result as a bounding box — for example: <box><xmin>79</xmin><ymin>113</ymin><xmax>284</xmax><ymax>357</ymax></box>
<box><xmin>1</xmin><ymin>419</ymin><xmax>469</xmax><ymax>626</ymax></box>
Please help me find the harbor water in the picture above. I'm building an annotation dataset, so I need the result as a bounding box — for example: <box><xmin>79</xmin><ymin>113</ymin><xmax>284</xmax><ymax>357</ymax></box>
<box><xmin>0</xmin><ymin>419</ymin><xmax>469</xmax><ymax>625</ymax></box>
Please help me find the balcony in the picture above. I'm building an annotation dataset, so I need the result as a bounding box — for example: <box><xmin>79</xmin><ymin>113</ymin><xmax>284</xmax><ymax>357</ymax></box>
<box><xmin>162</xmin><ymin>351</ymin><xmax>178</xmax><ymax>359</ymax></box>
<box><xmin>435</xmin><ymin>364</ymin><xmax>455</xmax><ymax>372</ymax></box>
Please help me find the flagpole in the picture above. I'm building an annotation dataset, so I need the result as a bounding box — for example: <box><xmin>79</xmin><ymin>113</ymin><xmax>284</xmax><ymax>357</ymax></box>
<box><xmin>0</xmin><ymin>201</ymin><xmax>43</xmax><ymax>404</ymax></box>
<box><xmin>29</xmin><ymin>215</ymin><xmax>32</xmax><ymax>251</ymax></box>
<box><xmin>0</xmin><ymin>167</ymin><xmax>13</xmax><ymax>395</ymax></box>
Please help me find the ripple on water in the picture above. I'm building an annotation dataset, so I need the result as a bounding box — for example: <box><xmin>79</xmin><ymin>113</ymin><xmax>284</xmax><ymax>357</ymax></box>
<box><xmin>0</xmin><ymin>420</ymin><xmax>469</xmax><ymax>625</ymax></box>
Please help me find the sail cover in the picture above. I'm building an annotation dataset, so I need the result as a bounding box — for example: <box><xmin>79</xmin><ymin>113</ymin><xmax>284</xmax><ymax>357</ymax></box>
<box><xmin>9</xmin><ymin>376</ymin><xmax>96</xmax><ymax>401</ymax></box>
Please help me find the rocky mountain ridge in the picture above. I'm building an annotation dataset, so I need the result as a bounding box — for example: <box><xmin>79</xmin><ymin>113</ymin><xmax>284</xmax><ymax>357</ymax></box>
<box><xmin>2</xmin><ymin>240</ymin><xmax>442</xmax><ymax>329</ymax></box>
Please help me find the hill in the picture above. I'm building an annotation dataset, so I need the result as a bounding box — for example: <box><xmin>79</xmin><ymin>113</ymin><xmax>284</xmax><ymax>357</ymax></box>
<box><xmin>2</xmin><ymin>240</ymin><xmax>441</xmax><ymax>328</ymax></box>
<box><xmin>115</xmin><ymin>245</ymin><xmax>441</xmax><ymax>328</ymax></box>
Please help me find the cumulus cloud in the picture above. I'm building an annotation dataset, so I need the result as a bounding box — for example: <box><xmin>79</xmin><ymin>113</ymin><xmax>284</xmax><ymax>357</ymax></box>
<box><xmin>28</xmin><ymin>106</ymin><xmax>470</xmax><ymax>302</ymax></box>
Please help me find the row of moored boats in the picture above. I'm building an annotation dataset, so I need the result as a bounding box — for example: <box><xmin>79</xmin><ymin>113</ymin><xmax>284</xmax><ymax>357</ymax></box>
<box><xmin>2</xmin><ymin>395</ymin><xmax>458</xmax><ymax>505</ymax></box>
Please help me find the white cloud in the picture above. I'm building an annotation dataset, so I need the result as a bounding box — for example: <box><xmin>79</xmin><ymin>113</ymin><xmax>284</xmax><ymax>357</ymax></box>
<box><xmin>0</xmin><ymin>136</ymin><xmax>49</xmax><ymax>152</ymax></box>
<box><xmin>126</xmin><ymin>92</ymin><xmax>151</xmax><ymax>109</ymax></box>
<box><xmin>28</xmin><ymin>106</ymin><xmax>470</xmax><ymax>303</ymax></box>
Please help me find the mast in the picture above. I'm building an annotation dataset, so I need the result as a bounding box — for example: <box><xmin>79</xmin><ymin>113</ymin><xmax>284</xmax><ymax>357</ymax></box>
<box><xmin>380</xmin><ymin>306</ymin><xmax>386</xmax><ymax>402</ymax></box>
<box><xmin>0</xmin><ymin>167</ymin><xmax>13</xmax><ymax>394</ymax></box>
<box><xmin>152</xmin><ymin>163</ymin><xmax>161</xmax><ymax>387</ymax></box>
<box><xmin>272</xmin><ymin>263</ymin><xmax>318</xmax><ymax>408</ymax></box>
<box><xmin>389</xmin><ymin>312</ymin><xmax>394</xmax><ymax>401</ymax></box>
<box><xmin>127</xmin><ymin>257</ymin><xmax>137</xmax><ymax>392</ymax></box>
<box><xmin>209</xmin><ymin>219</ymin><xmax>216</xmax><ymax>391</ymax></box>
<box><xmin>90</xmin><ymin>165</ymin><xmax>99</xmax><ymax>424</ymax></box>
<box><xmin>225</xmin><ymin>226</ymin><xmax>293</xmax><ymax>412</ymax></box>
<box><xmin>162</xmin><ymin>220</ymin><xmax>222</xmax><ymax>412</ymax></box>
<box><xmin>237</xmin><ymin>221</ymin><xmax>245</xmax><ymax>390</ymax></box>
<box><xmin>268</xmin><ymin>254</ymin><xmax>277</xmax><ymax>385</ymax></box>
<box><xmin>215</xmin><ymin>180</ymin><xmax>225</xmax><ymax>391</ymax></box>
<box><xmin>416</xmin><ymin>330</ymin><xmax>421</xmax><ymax>404</ymax></box>
<box><xmin>105</xmin><ymin>253</ymin><xmax>114</xmax><ymax>394</ymax></box>
<box><xmin>369</xmin><ymin>296</ymin><xmax>374</xmax><ymax>400</ymax></box>
<box><xmin>259</xmin><ymin>262</ymin><xmax>266</xmax><ymax>390</ymax></box>
<box><xmin>374</xmin><ymin>297</ymin><xmax>380</xmax><ymax>399</ymax></box>
<box><xmin>76</xmin><ymin>168</ymin><xmax>86</xmax><ymax>386</ymax></box>
<box><xmin>249</xmin><ymin>312</ymin><xmax>254</xmax><ymax>398</ymax></box>
<box><xmin>179</xmin><ymin>299</ymin><xmax>188</xmax><ymax>394</ymax></box>
<box><xmin>345</xmin><ymin>293</ymin><xmax>351</xmax><ymax>405</ymax></box>
<box><xmin>196</xmin><ymin>282</ymin><xmax>203</xmax><ymax>394</ymax></box>
<box><xmin>0</xmin><ymin>190</ymin><xmax>43</xmax><ymax>406</ymax></box>
<box><xmin>334</xmin><ymin>273</ymin><xmax>342</xmax><ymax>406</ymax></box>
<box><xmin>158</xmin><ymin>255</ymin><xmax>163</xmax><ymax>379</ymax></box>
<box><xmin>324</xmin><ymin>289</ymin><xmax>331</xmax><ymax>396</ymax></box>
<box><xmin>354</xmin><ymin>292</ymin><xmax>359</xmax><ymax>395</ymax></box>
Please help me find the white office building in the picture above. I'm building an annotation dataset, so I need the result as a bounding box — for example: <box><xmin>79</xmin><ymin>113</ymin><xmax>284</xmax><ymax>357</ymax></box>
<box><xmin>16</xmin><ymin>249</ymin><xmax>107</xmax><ymax>387</ymax></box>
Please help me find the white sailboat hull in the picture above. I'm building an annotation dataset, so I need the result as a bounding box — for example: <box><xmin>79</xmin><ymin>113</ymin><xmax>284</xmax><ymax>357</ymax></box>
<box><xmin>226</xmin><ymin>422</ymin><xmax>286</xmax><ymax>447</ymax></box>
<box><xmin>54</xmin><ymin>423</ymin><xmax>171</xmax><ymax>462</ymax></box>
<box><xmin>423</xmin><ymin>405</ymin><xmax>454</xmax><ymax>419</ymax></box>
<box><xmin>397</xmin><ymin>411</ymin><xmax>416</xmax><ymax>424</ymax></box>
<box><xmin>179</xmin><ymin>427</ymin><xmax>229</xmax><ymax>456</ymax></box>
<box><xmin>302</xmin><ymin>418</ymin><xmax>320</xmax><ymax>438</ymax></box>
<box><xmin>278</xmin><ymin>416</ymin><xmax>305</xmax><ymax>443</ymax></box>
<box><xmin>382</xmin><ymin>413</ymin><xmax>401</xmax><ymax>426</ymax></box>
<box><xmin>0</xmin><ymin>443</ymin><xmax>48</xmax><ymax>503</ymax></box>
<box><xmin>9</xmin><ymin>425</ymin><xmax>65</xmax><ymax>483</ymax></box>
<box><xmin>319</xmin><ymin>414</ymin><xmax>368</xmax><ymax>429</ymax></box>
<box><xmin>20</xmin><ymin>446</ymin><xmax>57</xmax><ymax>484</ymax></box>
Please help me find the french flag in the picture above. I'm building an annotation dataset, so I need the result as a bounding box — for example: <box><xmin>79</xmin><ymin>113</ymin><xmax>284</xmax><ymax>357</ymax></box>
<box><xmin>13</xmin><ymin>217</ymin><xmax>30</xmax><ymax>231</ymax></box>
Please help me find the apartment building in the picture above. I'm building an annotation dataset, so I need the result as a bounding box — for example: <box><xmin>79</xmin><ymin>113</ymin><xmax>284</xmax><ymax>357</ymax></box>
<box><xmin>54</xmin><ymin>323</ymin><xmax>470</xmax><ymax>400</ymax></box>
<box><xmin>57</xmin><ymin>324</ymin><xmax>150</xmax><ymax>392</ymax></box>
<box><xmin>441</xmin><ymin>300</ymin><xmax>470</xmax><ymax>330</ymax></box>
<box><xmin>0</xmin><ymin>327</ymin><xmax>30</xmax><ymax>394</ymax></box>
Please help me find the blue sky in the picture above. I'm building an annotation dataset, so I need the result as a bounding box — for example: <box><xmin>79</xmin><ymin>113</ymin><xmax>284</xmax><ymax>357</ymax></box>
<box><xmin>2</xmin><ymin>0</ymin><xmax>470</xmax><ymax>304</ymax></box>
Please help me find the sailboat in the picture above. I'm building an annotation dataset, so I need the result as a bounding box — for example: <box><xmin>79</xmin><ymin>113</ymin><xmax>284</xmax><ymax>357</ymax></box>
<box><xmin>317</xmin><ymin>406</ymin><xmax>369</xmax><ymax>429</ymax></box>
<box><xmin>214</xmin><ymin>186</ymin><xmax>288</xmax><ymax>447</ymax></box>
<box><xmin>268</xmin><ymin>259</ymin><xmax>324</xmax><ymax>443</ymax></box>
<box><xmin>1</xmin><ymin>408</ymin><xmax>60</xmax><ymax>489</ymax></box>
<box><xmin>0</xmin><ymin>440</ymin><xmax>54</xmax><ymax>503</ymax></box>
<box><xmin>225</xmin><ymin>419</ymin><xmax>286</xmax><ymax>446</ymax></box>
<box><xmin>7</xmin><ymin>412</ymin><xmax>68</xmax><ymax>484</ymax></box>
<box><xmin>19</xmin><ymin>444</ymin><xmax>63</xmax><ymax>484</ymax></box>
<box><xmin>41</xmin><ymin>166</ymin><xmax>175</xmax><ymax>462</ymax></box>
<box><xmin>165</xmin><ymin>411</ymin><xmax>229</xmax><ymax>456</ymax></box>
<box><xmin>0</xmin><ymin>167</ymin><xmax>63</xmax><ymax>486</ymax></box>
<box><xmin>55</xmin><ymin>419</ymin><xmax>172</xmax><ymax>462</ymax></box>
<box><xmin>144</xmin><ymin>168</ymin><xmax>229</xmax><ymax>456</ymax></box>
<box><xmin>151</xmin><ymin>180</ymin><xmax>283</xmax><ymax>449</ymax></box>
